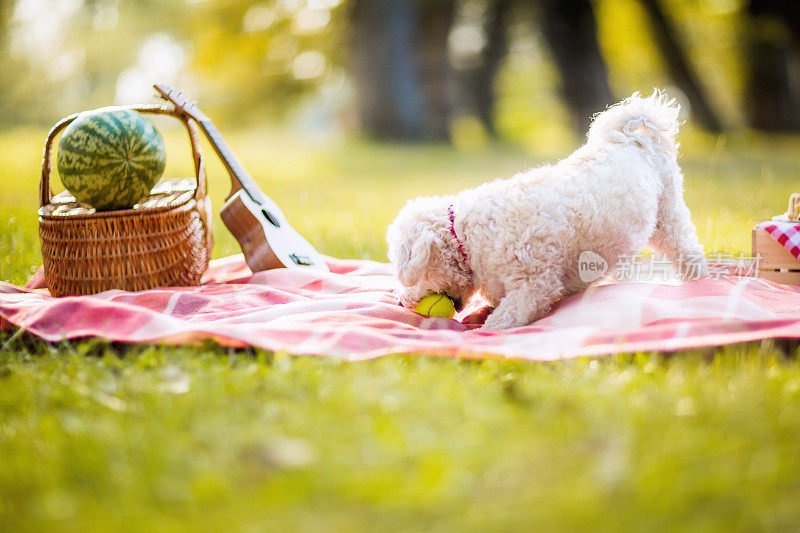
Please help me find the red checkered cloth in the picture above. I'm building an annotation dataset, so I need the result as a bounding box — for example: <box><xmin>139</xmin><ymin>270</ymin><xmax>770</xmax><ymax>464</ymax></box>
<box><xmin>756</xmin><ymin>220</ymin><xmax>800</xmax><ymax>259</ymax></box>
<box><xmin>2</xmin><ymin>254</ymin><xmax>800</xmax><ymax>361</ymax></box>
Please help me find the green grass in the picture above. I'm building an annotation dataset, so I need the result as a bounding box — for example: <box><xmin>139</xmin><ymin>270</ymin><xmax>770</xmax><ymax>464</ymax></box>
<box><xmin>2</xmin><ymin>126</ymin><xmax>800</xmax><ymax>531</ymax></box>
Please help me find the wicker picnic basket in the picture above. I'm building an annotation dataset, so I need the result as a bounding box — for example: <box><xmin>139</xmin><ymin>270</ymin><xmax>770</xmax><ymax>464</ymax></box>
<box><xmin>38</xmin><ymin>105</ymin><xmax>213</xmax><ymax>297</ymax></box>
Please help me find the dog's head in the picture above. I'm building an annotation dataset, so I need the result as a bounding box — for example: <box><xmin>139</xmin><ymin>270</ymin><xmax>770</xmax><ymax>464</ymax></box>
<box><xmin>386</xmin><ymin>196</ymin><xmax>473</xmax><ymax>312</ymax></box>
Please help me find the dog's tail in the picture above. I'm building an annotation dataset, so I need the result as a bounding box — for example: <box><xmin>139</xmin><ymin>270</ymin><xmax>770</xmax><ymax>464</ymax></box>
<box><xmin>587</xmin><ymin>90</ymin><xmax>680</xmax><ymax>158</ymax></box>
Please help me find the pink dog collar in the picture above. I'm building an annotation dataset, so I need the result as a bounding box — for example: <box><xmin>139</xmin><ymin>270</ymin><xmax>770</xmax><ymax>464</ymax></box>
<box><xmin>447</xmin><ymin>205</ymin><xmax>470</xmax><ymax>268</ymax></box>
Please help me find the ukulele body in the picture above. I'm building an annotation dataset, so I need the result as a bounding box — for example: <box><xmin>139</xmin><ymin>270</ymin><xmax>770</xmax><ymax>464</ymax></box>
<box><xmin>220</xmin><ymin>189</ymin><xmax>328</xmax><ymax>272</ymax></box>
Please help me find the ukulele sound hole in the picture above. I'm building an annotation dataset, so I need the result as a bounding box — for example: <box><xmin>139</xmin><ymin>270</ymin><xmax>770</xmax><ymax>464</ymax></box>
<box><xmin>261</xmin><ymin>209</ymin><xmax>281</xmax><ymax>228</ymax></box>
<box><xmin>289</xmin><ymin>253</ymin><xmax>313</xmax><ymax>266</ymax></box>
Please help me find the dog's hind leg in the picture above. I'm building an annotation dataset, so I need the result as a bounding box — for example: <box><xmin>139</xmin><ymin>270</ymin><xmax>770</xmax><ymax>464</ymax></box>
<box><xmin>481</xmin><ymin>267</ymin><xmax>565</xmax><ymax>330</ymax></box>
<box><xmin>649</xmin><ymin>166</ymin><xmax>708</xmax><ymax>280</ymax></box>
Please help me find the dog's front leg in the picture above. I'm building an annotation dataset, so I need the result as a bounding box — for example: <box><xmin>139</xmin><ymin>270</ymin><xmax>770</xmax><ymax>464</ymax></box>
<box><xmin>481</xmin><ymin>269</ymin><xmax>564</xmax><ymax>330</ymax></box>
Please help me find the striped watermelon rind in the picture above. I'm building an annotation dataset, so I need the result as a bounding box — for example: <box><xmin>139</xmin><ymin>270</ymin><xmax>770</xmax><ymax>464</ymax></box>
<box><xmin>57</xmin><ymin>108</ymin><xmax>167</xmax><ymax>211</ymax></box>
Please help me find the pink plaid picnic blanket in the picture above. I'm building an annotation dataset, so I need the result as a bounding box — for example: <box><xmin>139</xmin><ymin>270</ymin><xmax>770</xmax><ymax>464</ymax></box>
<box><xmin>2</xmin><ymin>254</ymin><xmax>800</xmax><ymax>360</ymax></box>
<box><xmin>756</xmin><ymin>220</ymin><xmax>800</xmax><ymax>259</ymax></box>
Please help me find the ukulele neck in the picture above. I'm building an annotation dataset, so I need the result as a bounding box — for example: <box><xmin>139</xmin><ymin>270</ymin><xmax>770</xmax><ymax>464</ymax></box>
<box><xmin>195</xmin><ymin>117</ymin><xmax>266</xmax><ymax>204</ymax></box>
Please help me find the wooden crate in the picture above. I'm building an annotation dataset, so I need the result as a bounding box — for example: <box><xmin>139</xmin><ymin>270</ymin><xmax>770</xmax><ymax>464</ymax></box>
<box><xmin>752</xmin><ymin>228</ymin><xmax>800</xmax><ymax>285</ymax></box>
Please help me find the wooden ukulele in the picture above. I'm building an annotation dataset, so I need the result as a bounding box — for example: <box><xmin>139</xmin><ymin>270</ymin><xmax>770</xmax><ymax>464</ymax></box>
<box><xmin>154</xmin><ymin>83</ymin><xmax>328</xmax><ymax>273</ymax></box>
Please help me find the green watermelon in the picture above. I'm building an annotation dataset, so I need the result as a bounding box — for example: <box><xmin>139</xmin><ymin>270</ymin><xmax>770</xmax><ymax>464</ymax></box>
<box><xmin>57</xmin><ymin>108</ymin><xmax>166</xmax><ymax>211</ymax></box>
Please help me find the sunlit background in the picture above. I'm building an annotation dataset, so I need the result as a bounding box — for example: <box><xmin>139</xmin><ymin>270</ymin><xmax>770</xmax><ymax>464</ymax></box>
<box><xmin>6</xmin><ymin>5</ymin><xmax>800</xmax><ymax>531</ymax></box>
<box><xmin>3</xmin><ymin>0</ymin><xmax>794</xmax><ymax>150</ymax></box>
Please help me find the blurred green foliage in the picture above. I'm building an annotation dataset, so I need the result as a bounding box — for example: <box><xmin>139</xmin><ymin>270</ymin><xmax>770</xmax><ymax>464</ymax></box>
<box><xmin>0</xmin><ymin>0</ymin><xmax>349</xmax><ymax>128</ymax></box>
<box><xmin>186</xmin><ymin>0</ymin><xmax>348</xmax><ymax>120</ymax></box>
<box><xmin>0</xmin><ymin>0</ymin><xmax>747</xmax><ymax>141</ymax></box>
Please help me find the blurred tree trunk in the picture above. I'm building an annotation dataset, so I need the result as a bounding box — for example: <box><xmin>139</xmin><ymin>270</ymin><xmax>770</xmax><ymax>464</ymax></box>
<box><xmin>744</xmin><ymin>1</ymin><xmax>800</xmax><ymax>131</ymax></box>
<box><xmin>350</xmin><ymin>0</ymin><xmax>454</xmax><ymax>141</ymax></box>
<box><xmin>417</xmin><ymin>0</ymin><xmax>456</xmax><ymax>141</ymax></box>
<box><xmin>534</xmin><ymin>0</ymin><xmax>615</xmax><ymax>134</ymax></box>
<box><xmin>455</xmin><ymin>0</ymin><xmax>512</xmax><ymax>136</ymax></box>
<box><xmin>638</xmin><ymin>0</ymin><xmax>722</xmax><ymax>132</ymax></box>
<box><xmin>350</xmin><ymin>0</ymin><xmax>426</xmax><ymax>140</ymax></box>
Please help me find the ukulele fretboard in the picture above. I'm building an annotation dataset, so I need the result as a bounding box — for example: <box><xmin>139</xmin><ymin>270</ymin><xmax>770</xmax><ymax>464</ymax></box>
<box><xmin>196</xmin><ymin>119</ymin><xmax>267</xmax><ymax>204</ymax></box>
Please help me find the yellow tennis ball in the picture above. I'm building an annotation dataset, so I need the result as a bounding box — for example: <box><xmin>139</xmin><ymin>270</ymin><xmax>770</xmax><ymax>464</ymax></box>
<box><xmin>414</xmin><ymin>293</ymin><xmax>456</xmax><ymax>318</ymax></box>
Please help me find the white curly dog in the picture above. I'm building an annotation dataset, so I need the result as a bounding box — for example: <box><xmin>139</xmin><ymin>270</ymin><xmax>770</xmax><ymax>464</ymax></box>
<box><xmin>386</xmin><ymin>91</ymin><xmax>708</xmax><ymax>330</ymax></box>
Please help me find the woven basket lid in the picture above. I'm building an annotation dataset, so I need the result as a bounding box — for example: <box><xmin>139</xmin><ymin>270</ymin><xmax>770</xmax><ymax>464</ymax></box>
<box><xmin>39</xmin><ymin>177</ymin><xmax>197</xmax><ymax>219</ymax></box>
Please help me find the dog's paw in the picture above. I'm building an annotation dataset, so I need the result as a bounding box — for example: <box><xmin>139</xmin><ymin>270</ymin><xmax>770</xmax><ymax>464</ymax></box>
<box><xmin>678</xmin><ymin>255</ymin><xmax>708</xmax><ymax>281</ymax></box>
<box><xmin>479</xmin><ymin>308</ymin><xmax>522</xmax><ymax>331</ymax></box>
<box><xmin>461</xmin><ymin>305</ymin><xmax>493</xmax><ymax>329</ymax></box>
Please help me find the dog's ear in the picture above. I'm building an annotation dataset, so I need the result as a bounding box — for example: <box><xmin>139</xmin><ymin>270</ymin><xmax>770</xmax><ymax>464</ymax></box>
<box><xmin>393</xmin><ymin>227</ymin><xmax>437</xmax><ymax>286</ymax></box>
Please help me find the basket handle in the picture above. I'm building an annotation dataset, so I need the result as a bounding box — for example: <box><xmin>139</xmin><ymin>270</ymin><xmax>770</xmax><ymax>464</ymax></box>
<box><xmin>40</xmin><ymin>104</ymin><xmax>206</xmax><ymax>208</ymax></box>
